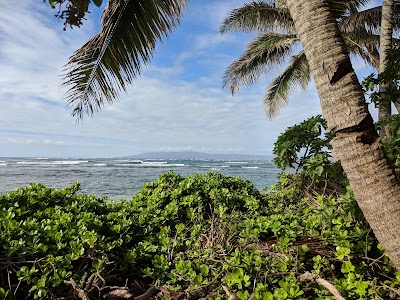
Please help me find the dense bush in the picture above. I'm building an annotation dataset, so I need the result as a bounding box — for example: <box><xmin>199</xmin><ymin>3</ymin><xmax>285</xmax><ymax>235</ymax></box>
<box><xmin>273</xmin><ymin>116</ymin><xmax>347</xmax><ymax>197</ymax></box>
<box><xmin>1</xmin><ymin>171</ymin><xmax>399</xmax><ymax>299</ymax></box>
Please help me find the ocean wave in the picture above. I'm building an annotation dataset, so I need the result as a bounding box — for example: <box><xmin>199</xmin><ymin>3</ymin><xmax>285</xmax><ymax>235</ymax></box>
<box><xmin>201</xmin><ymin>165</ymin><xmax>230</xmax><ymax>169</ymax></box>
<box><xmin>227</xmin><ymin>161</ymin><xmax>249</xmax><ymax>164</ymax></box>
<box><xmin>114</xmin><ymin>159</ymin><xmax>143</xmax><ymax>163</ymax></box>
<box><xmin>0</xmin><ymin>163</ymin><xmax>7</xmax><ymax>166</ymax></box>
<box><xmin>93</xmin><ymin>163</ymin><xmax>107</xmax><ymax>166</ymax></box>
<box><xmin>241</xmin><ymin>166</ymin><xmax>259</xmax><ymax>169</ymax></box>
<box><xmin>16</xmin><ymin>160</ymin><xmax>88</xmax><ymax>165</ymax></box>
<box><xmin>116</xmin><ymin>163</ymin><xmax>184</xmax><ymax>167</ymax></box>
<box><xmin>53</xmin><ymin>161</ymin><xmax>89</xmax><ymax>165</ymax></box>
<box><xmin>208</xmin><ymin>167</ymin><xmax>230</xmax><ymax>171</ymax></box>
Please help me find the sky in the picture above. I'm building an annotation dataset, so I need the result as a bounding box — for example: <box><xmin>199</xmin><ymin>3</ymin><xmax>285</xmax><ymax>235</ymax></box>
<box><xmin>0</xmin><ymin>0</ymin><xmax>380</xmax><ymax>158</ymax></box>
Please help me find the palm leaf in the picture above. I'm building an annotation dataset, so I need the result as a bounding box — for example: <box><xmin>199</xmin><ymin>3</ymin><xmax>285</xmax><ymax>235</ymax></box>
<box><xmin>264</xmin><ymin>51</ymin><xmax>310</xmax><ymax>119</ymax></box>
<box><xmin>328</xmin><ymin>0</ymin><xmax>371</xmax><ymax>17</ymax></box>
<box><xmin>63</xmin><ymin>0</ymin><xmax>187</xmax><ymax>119</ymax></box>
<box><xmin>223</xmin><ymin>33</ymin><xmax>300</xmax><ymax>94</ymax></box>
<box><xmin>339</xmin><ymin>2</ymin><xmax>400</xmax><ymax>34</ymax></box>
<box><xmin>220</xmin><ymin>1</ymin><xmax>295</xmax><ymax>34</ymax></box>
<box><xmin>339</xmin><ymin>6</ymin><xmax>382</xmax><ymax>34</ymax></box>
<box><xmin>343</xmin><ymin>31</ymin><xmax>380</xmax><ymax>68</ymax></box>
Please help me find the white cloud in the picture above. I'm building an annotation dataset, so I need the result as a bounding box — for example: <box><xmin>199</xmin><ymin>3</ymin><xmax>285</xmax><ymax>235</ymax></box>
<box><xmin>188</xmin><ymin>0</ymin><xmax>251</xmax><ymax>30</ymax></box>
<box><xmin>0</xmin><ymin>0</ymin><xmax>326</xmax><ymax>158</ymax></box>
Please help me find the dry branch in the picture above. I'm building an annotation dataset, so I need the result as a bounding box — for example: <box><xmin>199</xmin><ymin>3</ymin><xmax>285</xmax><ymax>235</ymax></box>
<box><xmin>298</xmin><ymin>272</ymin><xmax>345</xmax><ymax>300</ymax></box>
<box><xmin>222</xmin><ymin>285</ymin><xmax>239</xmax><ymax>300</ymax></box>
<box><xmin>64</xmin><ymin>279</ymin><xmax>90</xmax><ymax>300</ymax></box>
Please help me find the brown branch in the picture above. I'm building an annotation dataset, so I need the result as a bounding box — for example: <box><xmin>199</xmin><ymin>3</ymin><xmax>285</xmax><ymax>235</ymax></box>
<box><xmin>298</xmin><ymin>272</ymin><xmax>345</xmax><ymax>300</ymax></box>
<box><xmin>222</xmin><ymin>285</ymin><xmax>239</xmax><ymax>300</ymax></box>
<box><xmin>85</xmin><ymin>273</ymin><xmax>96</xmax><ymax>292</ymax></box>
<box><xmin>134</xmin><ymin>287</ymin><xmax>158</xmax><ymax>300</ymax></box>
<box><xmin>104</xmin><ymin>286</ymin><xmax>158</xmax><ymax>300</ymax></box>
<box><xmin>64</xmin><ymin>279</ymin><xmax>90</xmax><ymax>300</ymax></box>
<box><xmin>106</xmin><ymin>289</ymin><xmax>133</xmax><ymax>299</ymax></box>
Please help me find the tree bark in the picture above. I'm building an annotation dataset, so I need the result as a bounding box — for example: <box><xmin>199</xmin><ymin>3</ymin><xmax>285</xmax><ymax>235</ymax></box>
<box><xmin>378</xmin><ymin>0</ymin><xmax>394</xmax><ymax>137</ymax></box>
<box><xmin>286</xmin><ymin>0</ymin><xmax>400</xmax><ymax>270</ymax></box>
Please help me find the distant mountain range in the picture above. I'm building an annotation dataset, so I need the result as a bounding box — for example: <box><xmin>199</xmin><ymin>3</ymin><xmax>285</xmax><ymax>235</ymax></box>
<box><xmin>124</xmin><ymin>151</ymin><xmax>272</xmax><ymax>160</ymax></box>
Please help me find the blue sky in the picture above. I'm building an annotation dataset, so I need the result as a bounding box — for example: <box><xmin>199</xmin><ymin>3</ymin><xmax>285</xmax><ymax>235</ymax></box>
<box><xmin>0</xmin><ymin>0</ymin><xmax>379</xmax><ymax>158</ymax></box>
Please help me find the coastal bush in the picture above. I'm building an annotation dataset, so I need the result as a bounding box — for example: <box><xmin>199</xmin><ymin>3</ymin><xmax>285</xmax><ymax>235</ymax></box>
<box><xmin>1</xmin><ymin>172</ymin><xmax>399</xmax><ymax>299</ymax></box>
<box><xmin>273</xmin><ymin>116</ymin><xmax>347</xmax><ymax>197</ymax></box>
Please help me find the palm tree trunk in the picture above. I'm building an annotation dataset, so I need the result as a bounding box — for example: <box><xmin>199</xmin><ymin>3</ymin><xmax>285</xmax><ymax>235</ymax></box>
<box><xmin>286</xmin><ymin>0</ymin><xmax>400</xmax><ymax>270</ymax></box>
<box><xmin>379</xmin><ymin>0</ymin><xmax>394</xmax><ymax>137</ymax></box>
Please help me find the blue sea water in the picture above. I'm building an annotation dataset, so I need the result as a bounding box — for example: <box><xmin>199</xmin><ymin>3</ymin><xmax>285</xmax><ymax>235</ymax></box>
<box><xmin>0</xmin><ymin>157</ymin><xmax>280</xmax><ymax>200</ymax></box>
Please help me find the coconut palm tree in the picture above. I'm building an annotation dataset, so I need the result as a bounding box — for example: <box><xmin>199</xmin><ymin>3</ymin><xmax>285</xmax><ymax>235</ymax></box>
<box><xmin>379</xmin><ymin>0</ymin><xmax>395</xmax><ymax>137</ymax></box>
<box><xmin>62</xmin><ymin>0</ymin><xmax>187</xmax><ymax>120</ymax></box>
<box><xmin>221</xmin><ymin>0</ymin><xmax>397</xmax><ymax>119</ymax></box>
<box><xmin>286</xmin><ymin>0</ymin><xmax>400</xmax><ymax>270</ymax></box>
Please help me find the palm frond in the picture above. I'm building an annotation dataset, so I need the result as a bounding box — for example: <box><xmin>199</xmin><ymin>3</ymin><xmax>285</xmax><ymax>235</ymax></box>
<box><xmin>63</xmin><ymin>0</ymin><xmax>187</xmax><ymax>119</ymax></box>
<box><xmin>329</xmin><ymin>0</ymin><xmax>371</xmax><ymax>13</ymax></box>
<box><xmin>343</xmin><ymin>31</ymin><xmax>380</xmax><ymax>68</ymax></box>
<box><xmin>220</xmin><ymin>1</ymin><xmax>295</xmax><ymax>34</ymax></box>
<box><xmin>223</xmin><ymin>33</ymin><xmax>300</xmax><ymax>95</ymax></box>
<box><xmin>264</xmin><ymin>51</ymin><xmax>310</xmax><ymax>119</ymax></box>
<box><xmin>339</xmin><ymin>6</ymin><xmax>382</xmax><ymax>33</ymax></box>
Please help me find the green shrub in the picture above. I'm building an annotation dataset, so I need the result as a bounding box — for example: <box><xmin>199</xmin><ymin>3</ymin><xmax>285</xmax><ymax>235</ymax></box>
<box><xmin>1</xmin><ymin>172</ymin><xmax>399</xmax><ymax>299</ymax></box>
<box><xmin>272</xmin><ymin>116</ymin><xmax>347</xmax><ymax>197</ymax></box>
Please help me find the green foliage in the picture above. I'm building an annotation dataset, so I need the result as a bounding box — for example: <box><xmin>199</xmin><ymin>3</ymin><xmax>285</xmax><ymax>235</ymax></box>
<box><xmin>273</xmin><ymin>115</ymin><xmax>330</xmax><ymax>170</ymax></box>
<box><xmin>43</xmin><ymin>0</ymin><xmax>102</xmax><ymax>29</ymax></box>
<box><xmin>273</xmin><ymin>116</ymin><xmax>346</xmax><ymax>193</ymax></box>
<box><xmin>375</xmin><ymin>114</ymin><xmax>400</xmax><ymax>174</ymax></box>
<box><xmin>362</xmin><ymin>47</ymin><xmax>400</xmax><ymax>110</ymax></box>
<box><xmin>1</xmin><ymin>172</ymin><xmax>399</xmax><ymax>299</ymax></box>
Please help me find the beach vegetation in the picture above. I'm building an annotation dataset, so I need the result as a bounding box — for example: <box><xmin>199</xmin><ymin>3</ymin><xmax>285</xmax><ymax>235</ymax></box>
<box><xmin>1</xmin><ymin>167</ymin><xmax>399</xmax><ymax>299</ymax></box>
<box><xmin>34</xmin><ymin>0</ymin><xmax>400</xmax><ymax>290</ymax></box>
<box><xmin>272</xmin><ymin>115</ymin><xmax>347</xmax><ymax>197</ymax></box>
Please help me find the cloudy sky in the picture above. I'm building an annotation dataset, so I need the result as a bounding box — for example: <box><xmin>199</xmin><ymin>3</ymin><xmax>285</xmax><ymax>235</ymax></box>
<box><xmin>0</xmin><ymin>0</ymin><xmax>379</xmax><ymax>158</ymax></box>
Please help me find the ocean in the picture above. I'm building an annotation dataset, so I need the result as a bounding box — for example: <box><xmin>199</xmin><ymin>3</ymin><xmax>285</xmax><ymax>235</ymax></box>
<box><xmin>0</xmin><ymin>157</ymin><xmax>281</xmax><ymax>200</ymax></box>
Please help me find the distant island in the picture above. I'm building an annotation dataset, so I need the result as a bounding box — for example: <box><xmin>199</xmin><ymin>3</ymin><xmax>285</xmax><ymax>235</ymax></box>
<box><xmin>124</xmin><ymin>151</ymin><xmax>272</xmax><ymax>160</ymax></box>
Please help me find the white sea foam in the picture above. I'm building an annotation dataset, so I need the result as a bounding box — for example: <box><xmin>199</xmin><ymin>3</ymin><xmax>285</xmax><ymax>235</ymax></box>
<box><xmin>115</xmin><ymin>159</ymin><xmax>143</xmax><ymax>163</ymax></box>
<box><xmin>17</xmin><ymin>161</ymin><xmax>45</xmax><ymax>165</ymax></box>
<box><xmin>145</xmin><ymin>163</ymin><xmax>184</xmax><ymax>167</ymax></box>
<box><xmin>52</xmin><ymin>161</ymin><xmax>88</xmax><ymax>165</ymax></box>
<box><xmin>241</xmin><ymin>166</ymin><xmax>259</xmax><ymax>169</ymax></box>
<box><xmin>0</xmin><ymin>163</ymin><xmax>7</xmax><ymax>166</ymax></box>
<box><xmin>94</xmin><ymin>163</ymin><xmax>107</xmax><ymax>166</ymax></box>
<box><xmin>117</xmin><ymin>163</ymin><xmax>184</xmax><ymax>167</ymax></box>
<box><xmin>228</xmin><ymin>161</ymin><xmax>249</xmax><ymax>164</ymax></box>
<box><xmin>16</xmin><ymin>160</ymin><xmax>88</xmax><ymax>165</ymax></box>
<box><xmin>201</xmin><ymin>165</ymin><xmax>230</xmax><ymax>169</ymax></box>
